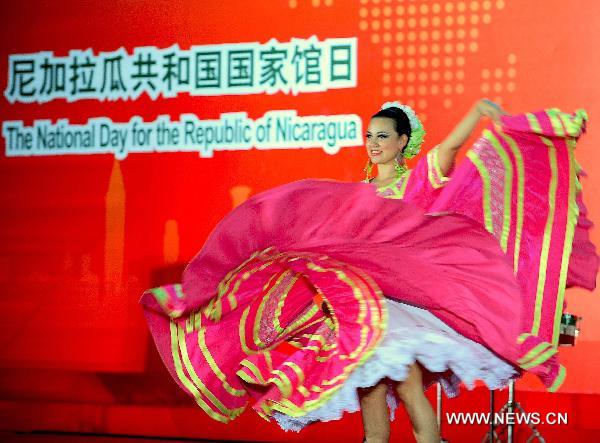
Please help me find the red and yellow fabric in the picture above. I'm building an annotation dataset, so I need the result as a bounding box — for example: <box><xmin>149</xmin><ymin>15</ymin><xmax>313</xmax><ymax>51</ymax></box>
<box><xmin>141</xmin><ymin>109</ymin><xmax>597</xmax><ymax>425</ymax></box>
<box><xmin>431</xmin><ymin>109</ymin><xmax>598</xmax><ymax>390</ymax></box>
<box><xmin>142</xmin><ymin>249</ymin><xmax>387</xmax><ymax>422</ymax></box>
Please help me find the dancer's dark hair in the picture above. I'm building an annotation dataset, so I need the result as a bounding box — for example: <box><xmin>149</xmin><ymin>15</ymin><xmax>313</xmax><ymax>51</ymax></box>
<box><xmin>371</xmin><ymin>107</ymin><xmax>412</xmax><ymax>141</ymax></box>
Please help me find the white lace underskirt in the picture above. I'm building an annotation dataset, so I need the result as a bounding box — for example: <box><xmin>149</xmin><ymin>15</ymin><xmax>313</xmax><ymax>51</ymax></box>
<box><xmin>274</xmin><ymin>298</ymin><xmax>517</xmax><ymax>432</ymax></box>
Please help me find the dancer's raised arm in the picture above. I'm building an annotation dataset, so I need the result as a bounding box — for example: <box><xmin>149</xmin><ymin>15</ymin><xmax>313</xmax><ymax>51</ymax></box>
<box><xmin>437</xmin><ymin>98</ymin><xmax>506</xmax><ymax>176</ymax></box>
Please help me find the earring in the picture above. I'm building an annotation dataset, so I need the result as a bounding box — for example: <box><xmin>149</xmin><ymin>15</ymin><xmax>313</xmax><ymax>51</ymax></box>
<box><xmin>394</xmin><ymin>159</ymin><xmax>408</xmax><ymax>178</ymax></box>
<box><xmin>363</xmin><ymin>159</ymin><xmax>373</xmax><ymax>182</ymax></box>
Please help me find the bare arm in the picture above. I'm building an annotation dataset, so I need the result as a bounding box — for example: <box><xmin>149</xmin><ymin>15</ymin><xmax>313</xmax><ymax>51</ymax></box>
<box><xmin>437</xmin><ymin>98</ymin><xmax>506</xmax><ymax>176</ymax></box>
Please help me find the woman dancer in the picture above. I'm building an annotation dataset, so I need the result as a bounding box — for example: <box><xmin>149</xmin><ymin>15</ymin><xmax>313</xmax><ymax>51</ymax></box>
<box><xmin>356</xmin><ymin>99</ymin><xmax>507</xmax><ymax>442</ymax></box>
<box><xmin>141</xmin><ymin>100</ymin><xmax>597</xmax><ymax>443</ymax></box>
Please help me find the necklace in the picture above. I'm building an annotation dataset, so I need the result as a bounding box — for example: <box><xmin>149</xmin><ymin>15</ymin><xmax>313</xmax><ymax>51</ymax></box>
<box><xmin>370</xmin><ymin>166</ymin><xmax>409</xmax><ymax>187</ymax></box>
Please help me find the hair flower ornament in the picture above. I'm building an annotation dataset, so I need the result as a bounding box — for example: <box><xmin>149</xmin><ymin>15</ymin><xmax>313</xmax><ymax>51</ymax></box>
<box><xmin>381</xmin><ymin>101</ymin><xmax>426</xmax><ymax>159</ymax></box>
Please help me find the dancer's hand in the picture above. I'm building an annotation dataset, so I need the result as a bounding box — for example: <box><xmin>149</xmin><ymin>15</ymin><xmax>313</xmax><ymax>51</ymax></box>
<box><xmin>476</xmin><ymin>98</ymin><xmax>507</xmax><ymax>122</ymax></box>
<box><xmin>438</xmin><ymin>99</ymin><xmax>507</xmax><ymax>176</ymax></box>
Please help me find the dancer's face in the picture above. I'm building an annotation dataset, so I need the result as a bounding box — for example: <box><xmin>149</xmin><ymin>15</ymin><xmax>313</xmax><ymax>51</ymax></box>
<box><xmin>365</xmin><ymin>117</ymin><xmax>408</xmax><ymax>165</ymax></box>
